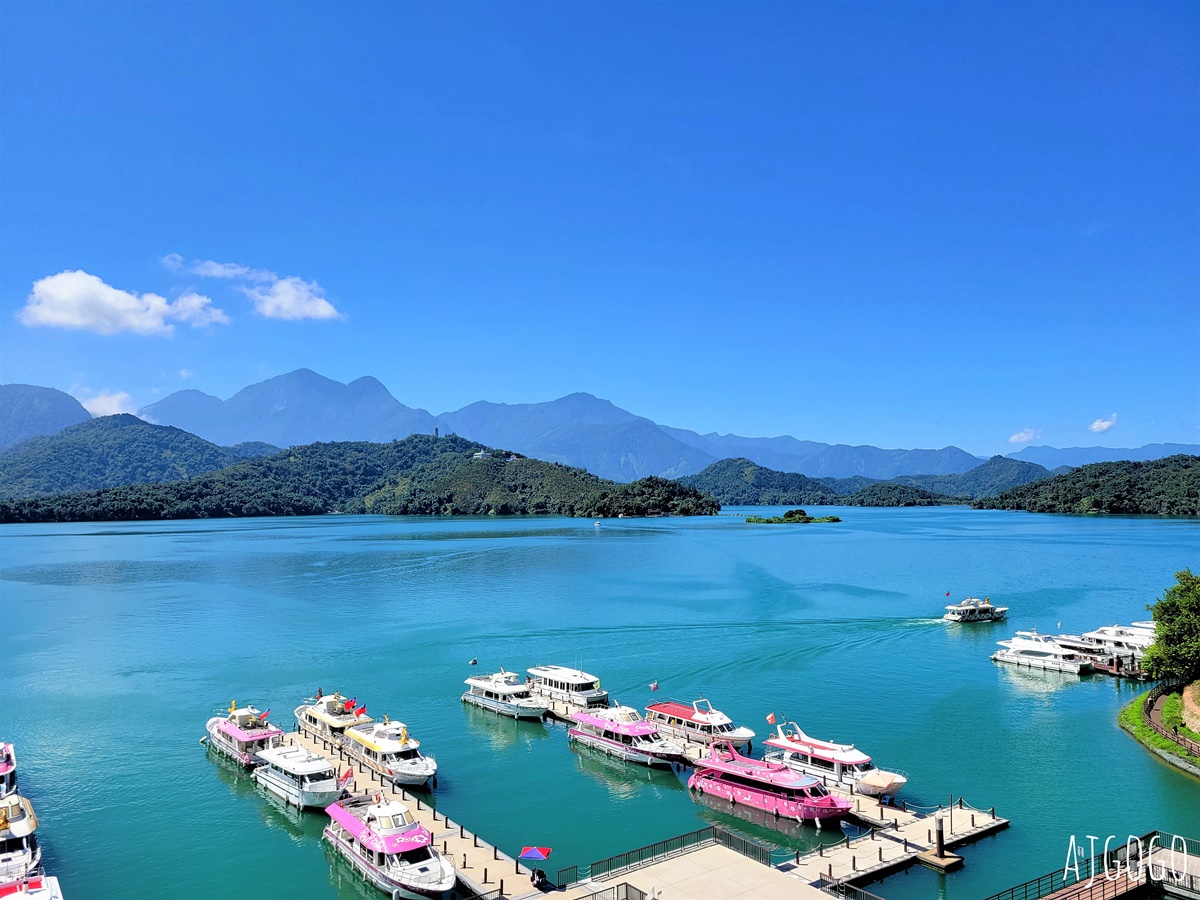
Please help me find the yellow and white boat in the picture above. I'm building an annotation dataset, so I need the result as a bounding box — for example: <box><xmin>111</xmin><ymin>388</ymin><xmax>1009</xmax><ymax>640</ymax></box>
<box><xmin>342</xmin><ymin>717</ymin><xmax>437</xmax><ymax>788</ymax></box>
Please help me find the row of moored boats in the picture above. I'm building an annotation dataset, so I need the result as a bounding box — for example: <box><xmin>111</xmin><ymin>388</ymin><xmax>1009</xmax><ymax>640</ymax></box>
<box><xmin>0</xmin><ymin>743</ymin><xmax>66</xmax><ymax>898</ymax></box>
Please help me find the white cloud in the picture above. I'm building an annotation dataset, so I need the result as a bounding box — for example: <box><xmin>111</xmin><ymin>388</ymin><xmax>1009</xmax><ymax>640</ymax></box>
<box><xmin>79</xmin><ymin>390</ymin><xmax>137</xmax><ymax>416</ymax></box>
<box><xmin>240</xmin><ymin>276</ymin><xmax>341</xmax><ymax>320</ymax></box>
<box><xmin>1009</xmin><ymin>427</ymin><xmax>1041</xmax><ymax>444</ymax></box>
<box><xmin>18</xmin><ymin>270</ymin><xmax>229</xmax><ymax>336</ymax></box>
<box><xmin>161</xmin><ymin>252</ymin><xmax>185</xmax><ymax>272</ymax></box>
<box><xmin>1090</xmin><ymin>413</ymin><xmax>1118</xmax><ymax>433</ymax></box>
<box><xmin>179</xmin><ymin>368</ymin><xmax>193</xmax><ymax>379</ymax></box>
<box><xmin>191</xmin><ymin>259</ymin><xmax>276</xmax><ymax>282</ymax></box>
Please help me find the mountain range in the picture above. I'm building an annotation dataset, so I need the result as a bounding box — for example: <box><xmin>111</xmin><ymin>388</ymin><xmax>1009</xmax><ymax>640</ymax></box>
<box><xmin>3</xmin><ymin>372</ymin><xmax>1196</xmax><ymax>482</ymax></box>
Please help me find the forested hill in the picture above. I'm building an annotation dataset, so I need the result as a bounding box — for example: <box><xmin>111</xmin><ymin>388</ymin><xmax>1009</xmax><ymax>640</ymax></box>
<box><xmin>973</xmin><ymin>455</ymin><xmax>1200</xmax><ymax>515</ymax></box>
<box><xmin>678</xmin><ymin>458</ymin><xmax>845</xmax><ymax>505</ymax></box>
<box><xmin>892</xmin><ymin>455</ymin><xmax>1052</xmax><ymax>499</ymax></box>
<box><xmin>0</xmin><ymin>414</ymin><xmax>279</xmax><ymax>499</ymax></box>
<box><xmin>0</xmin><ymin>435</ymin><xmax>719</xmax><ymax>523</ymax></box>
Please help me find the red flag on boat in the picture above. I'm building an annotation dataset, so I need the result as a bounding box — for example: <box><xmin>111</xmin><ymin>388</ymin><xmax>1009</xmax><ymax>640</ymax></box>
<box><xmin>354</xmin><ymin>705</ymin><xmax>367</xmax><ymax>717</ymax></box>
<box><xmin>649</xmin><ymin>681</ymin><xmax>659</xmax><ymax>691</ymax></box>
<box><xmin>337</xmin><ymin>768</ymin><xmax>353</xmax><ymax>789</ymax></box>
<box><xmin>946</xmin><ymin>591</ymin><xmax>951</xmax><ymax>597</ymax></box>
<box><xmin>344</xmin><ymin>696</ymin><xmax>357</xmax><ymax>711</ymax></box>
<box><xmin>258</xmin><ymin>708</ymin><xmax>270</xmax><ymax>721</ymax></box>
<box><xmin>766</xmin><ymin>712</ymin><xmax>776</xmax><ymax>724</ymax></box>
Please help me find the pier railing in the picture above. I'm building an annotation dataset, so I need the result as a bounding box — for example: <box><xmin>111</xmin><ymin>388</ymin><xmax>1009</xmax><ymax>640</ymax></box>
<box><xmin>816</xmin><ymin>875</ymin><xmax>887</xmax><ymax>900</ymax></box>
<box><xmin>556</xmin><ymin>825</ymin><xmax>776</xmax><ymax>887</ymax></box>
<box><xmin>1141</xmin><ymin>680</ymin><xmax>1200</xmax><ymax>759</ymax></box>
<box><xmin>978</xmin><ymin>833</ymin><xmax>1156</xmax><ymax>900</ymax></box>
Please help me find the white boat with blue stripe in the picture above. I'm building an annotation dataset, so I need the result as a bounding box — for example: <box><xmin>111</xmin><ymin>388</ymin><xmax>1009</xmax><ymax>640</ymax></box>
<box><xmin>461</xmin><ymin>669</ymin><xmax>550</xmax><ymax>720</ymax></box>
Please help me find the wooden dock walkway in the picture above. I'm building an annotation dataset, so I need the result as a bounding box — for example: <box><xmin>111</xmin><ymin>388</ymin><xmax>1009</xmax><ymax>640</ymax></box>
<box><xmin>287</xmin><ymin>724</ymin><xmax>531</xmax><ymax>899</ymax></box>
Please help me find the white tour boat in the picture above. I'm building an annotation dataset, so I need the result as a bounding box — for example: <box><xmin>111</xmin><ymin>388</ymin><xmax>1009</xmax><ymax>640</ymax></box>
<box><xmin>0</xmin><ymin>793</ymin><xmax>40</xmax><ymax>884</ymax></box>
<box><xmin>0</xmin><ymin>744</ymin><xmax>16</xmax><ymax>799</ymax></box>
<box><xmin>762</xmin><ymin>723</ymin><xmax>908</xmax><ymax>797</ymax></box>
<box><xmin>324</xmin><ymin>792</ymin><xmax>456</xmax><ymax>899</ymax></box>
<box><xmin>204</xmin><ymin>702</ymin><xmax>284</xmax><ymax>767</ymax></box>
<box><xmin>943</xmin><ymin>597</ymin><xmax>1008</xmax><ymax>623</ymax></box>
<box><xmin>342</xmin><ymin>717</ymin><xmax>437</xmax><ymax>788</ymax></box>
<box><xmin>462</xmin><ymin>669</ymin><xmax>550</xmax><ymax>720</ymax></box>
<box><xmin>1080</xmin><ymin>623</ymin><xmax>1156</xmax><ymax>658</ymax></box>
<box><xmin>0</xmin><ymin>869</ymin><xmax>65</xmax><ymax>899</ymax></box>
<box><xmin>527</xmin><ymin>665</ymin><xmax>610</xmax><ymax>711</ymax></box>
<box><xmin>644</xmin><ymin>698</ymin><xmax>756</xmax><ymax>749</ymax></box>
<box><xmin>992</xmin><ymin>630</ymin><xmax>1095</xmax><ymax>674</ymax></box>
<box><xmin>253</xmin><ymin>744</ymin><xmax>343</xmax><ymax>809</ymax></box>
<box><xmin>294</xmin><ymin>692</ymin><xmax>373</xmax><ymax>746</ymax></box>
<box><xmin>568</xmin><ymin>706</ymin><xmax>686</xmax><ymax>767</ymax></box>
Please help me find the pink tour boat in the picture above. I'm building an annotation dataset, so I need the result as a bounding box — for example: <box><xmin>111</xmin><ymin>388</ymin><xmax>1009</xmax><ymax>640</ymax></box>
<box><xmin>688</xmin><ymin>741</ymin><xmax>852</xmax><ymax>825</ymax></box>
<box><xmin>763</xmin><ymin>722</ymin><xmax>908</xmax><ymax>797</ymax></box>
<box><xmin>568</xmin><ymin>706</ymin><xmax>686</xmax><ymax>767</ymax></box>
<box><xmin>204</xmin><ymin>702</ymin><xmax>284</xmax><ymax>768</ymax></box>
<box><xmin>0</xmin><ymin>745</ymin><xmax>16</xmax><ymax>799</ymax></box>
<box><xmin>324</xmin><ymin>792</ymin><xmax>456</xmax><ymax>899</ymax></box>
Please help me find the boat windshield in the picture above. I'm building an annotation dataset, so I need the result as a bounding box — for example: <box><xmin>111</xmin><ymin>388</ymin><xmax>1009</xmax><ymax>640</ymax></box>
<box><xmin>301</xmin><ymin>772</ymin><xmax>334</xmax><ymax>786</ymax></box>
<box><xmin>396</xmin><ymin>845</ymin><xmax>434</xmax><ymax>864</ymax></box>
<box><xmin>385</xmin><ymin>748</ymin><xmax>421</xmax><ymax>762</ymax></box>
<box><xmin>804</xmin><ymin>784</ymin><xmax>831</xmax><ymax>798</ymax></box>
<box><xmin>375</xmin><ymin>812</ymin><xmax>414</xmax><ymax>830</ymax></box>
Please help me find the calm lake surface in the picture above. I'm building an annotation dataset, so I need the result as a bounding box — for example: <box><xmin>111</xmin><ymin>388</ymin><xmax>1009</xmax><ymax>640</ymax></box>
<box><xmin>2</xmin><ymin>507</ymin><xmax>1198</xmax><ymax>898</ymax></box>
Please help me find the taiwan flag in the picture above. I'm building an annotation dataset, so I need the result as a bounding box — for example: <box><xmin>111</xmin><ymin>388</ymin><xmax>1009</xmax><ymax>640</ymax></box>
<box><xmin>766</xmin><ymin>712</ymin><xmax>776</xmax><ymax>725</ymax></box>
<box><xmin>337</xmin><ymin>768</ymin><xmax>353</xmax><ymax>789</ymax></box>
<box><xmin>354</xmin><ymin>705</ymin><xmax>368</xmax><ymax>717</ymax></box>
<box><xmin>344</xmin><ymin>696</ymin><xmax>357</xmax><ymax>711</ymax></box>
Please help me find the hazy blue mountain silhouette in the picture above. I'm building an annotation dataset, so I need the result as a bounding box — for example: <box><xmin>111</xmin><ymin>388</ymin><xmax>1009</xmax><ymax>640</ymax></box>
<box><xmin>0</xmin><ymin>384</ymin><xmax>91</xmax><ymax>449</ymax></box>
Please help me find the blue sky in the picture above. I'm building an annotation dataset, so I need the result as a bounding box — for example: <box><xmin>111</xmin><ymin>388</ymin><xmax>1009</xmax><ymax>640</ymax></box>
<box><xmin>2</xmin><ymin>1</ymin><xmax>1197</xmax><ymax>455</ymax></box>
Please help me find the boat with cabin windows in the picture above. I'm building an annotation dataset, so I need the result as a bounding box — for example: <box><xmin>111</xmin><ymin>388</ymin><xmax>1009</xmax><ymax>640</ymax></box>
<box><xmin>688</xmin><ymin>741</ymin><xmax>852</xmax><ymax>825</ymax></box>
<box><xmin>295</xmin><ymin>692</ymin><xmax>373</xmax><ymax>746</ymax></box>
<box><xmin>204</xmin><ymin>702</ymin><xmax>284</xmax><ymax>767</ymax></box>
<box><xmin>568</xmin><ymin>706</ymin><xmax>685</xmax><ymax>767</ymax></box>
<box><xmin>943</xmin><ymin>597</ymin><xmax>1008</xmax><ymax>623</ymax></box>
<box><xmin>526</xmin><ymin>665</ymin><xmax>609</xmax><ymax>712</ymax></box>
<box><xmin>0</xmin><ymin>794</ymin><xmax>40</xmax><ymax>884</ymax></box>
<box><xmin>762</xmin><ymin>723</ymin><xmax>908</xmax><ymax>797</ymax></box>
<box><xmin>462</xmin><ymin>669</ymin><xmax>550</xmax><ymax>720</ymax></box>
<box><xmin>1079</xmin><ymin>624</ymin><xmax>1156</xmax><ymax>658</ymax></box>
<box><xmin>342</xmin><ymin>717</ymin><xmax>437</xmax><ymax>788</ymax></box>
<box><xmin>0</xmin><ymin>745</ymin><xmax>15</xmax><ymax>800</ymax></box>
<box><xmin>992</xmin><ymin>630</ymin><xmax>1095</xmax><ymax>674</ymax></box>
<box><xmin>253</xmin><ymin>744</ymin><xmax>343</xmax><ymax>809</ymax></box>
<box><xmin>645</xmin><ymin>698</ymin><xmax>756</xmax><ymax>750</ymax></box>
<box><xmin>323</xmin><ymin>792</ymin><xmax>456</xmax><ymax>899</ymax></box>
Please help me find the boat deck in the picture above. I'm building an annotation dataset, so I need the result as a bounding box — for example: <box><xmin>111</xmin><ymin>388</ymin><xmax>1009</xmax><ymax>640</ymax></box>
<box><xmin>289</xmin><ymin>724</ymin><xmax>530</xmax><ymax>898</ymax></box>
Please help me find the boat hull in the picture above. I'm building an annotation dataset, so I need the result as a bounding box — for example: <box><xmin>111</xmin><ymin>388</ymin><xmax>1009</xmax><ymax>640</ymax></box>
<box><xmin>650</xmin><ymin>721</ymin><xmax>753</xmax><ymax>750</ymax></box>
<box><xmin>252</xmin><ymin>767</ymin><xmax>342</xmax><ymax>810</ymax></box>
<box><xmin>763</xmin><ymin>752</ymin><xmax>907</xmax><ymax>797</ymax></box>
<box><xmin>205</xmin><ymin>719</ymin><xmax>271</xmax><ymax>768</ymax></box>
<box><xmin>992</xmin><ymin>650</ymin><xmax>1091</xmax><ymax>674</ymax></box>
<box><xmin>687</xmin><ymin>771</ymin><xmax>848</xmax><ymax>822</ymax></box>
<box><xmin>461</xmin><ymin>692</ymin><xmax>548</xmax><ymax>721</ymax></box>
<box><xmin>323</xmin><ymin>827</ymin><xmax>453</xmax><ymax>899</ymax></box>
<box><xmin>567</xmin><ymin>729</ymin><xmax>675</xmax><ymax>768</ymax></box>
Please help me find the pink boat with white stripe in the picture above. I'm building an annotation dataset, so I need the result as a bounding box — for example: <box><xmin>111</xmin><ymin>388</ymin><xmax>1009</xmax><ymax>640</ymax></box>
<box><xmin>688</xmin><ymin>741</ymin><xmax>852</xmax><ymax>825</ymax></box>
<box><xmin>204</xmin><ymin>702</ymin><xmax>284</xmax><ymax>768</ymax></box>
<box><xmin>568</xmin><ymin>706</ymin><xmax>686</xmax><ymax>767</ymax></box>
<box><xmin>324</xmin><ymin>793</ymin><xmax>456</xmax><ymax>899</ymax></box>
<box><xmin>0</xmin><ymin>744</ymin><xmax>16</xmax><ymax>799</ymax></box>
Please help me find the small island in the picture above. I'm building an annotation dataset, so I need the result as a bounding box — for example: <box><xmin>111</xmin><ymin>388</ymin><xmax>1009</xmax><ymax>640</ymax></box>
<box><xmin>745</xmin><ymin>508</ymin><xmax>841</xmax><ymax>524</ymax></box>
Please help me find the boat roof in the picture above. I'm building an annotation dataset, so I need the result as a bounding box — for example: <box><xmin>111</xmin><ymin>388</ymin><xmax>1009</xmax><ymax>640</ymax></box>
<box><xmin>946</xmin><ymin>597</ymin><xmax>1007</xmax><ymax>610</ymax></box>
<box><xmin>646</xmin><ymin>699</ymin><xmax>732</xmax><ymax>726</ymax></box>
<box><xmin>257</xmin><ymin>744</ymin><xmax>335</xmax><ymax>775</ymax></box>
<box><xmin>344</xmin><ymin>720</ymin><xmax>420</xmax><ymax>752</ymax></box>
<box><xmin>0</xmin><ymin>743</ymin><xmax>13</xmax><ymax>775</ymax></box>
<box><xmin>572</xmin><ymin>706</ymin><xmax>658</xmax><ymax>736</ymax></box>
<box><xmin>300</xmin><ymin>695</ymin><xmax>375</xmax><ymax>727</ymax></box>
<box><xmin>763</xmin><ymin>723</ymin><xmax>871</xmax><ymax>765</ymax></box>
<box><xmin>218</xmin><ymin>717</ymin><xmax>284</xmax><ymax>744</ymax></box>
<box><xmin>528</xmin><ymin>664</ymin><xmax>601</xmax><ymax>685</ymax></box>
<box><xmin>465</xmin><ymin>670</ymin><xmax>528</xmax><ymax>691</ymax></box>
<box><xmin>326</xmin><ymin>795</ymin><xmax>430</xmax><ymax>853</ymax></box>
<box><xmin>0</xmin><ymin>794</ymin><xmax>37</xmax><ymax>838</ymax></box>
<box><xmin>698</xmin><ymin>743</ymin><xmax>819</xmax><ymax>788</ymax></box>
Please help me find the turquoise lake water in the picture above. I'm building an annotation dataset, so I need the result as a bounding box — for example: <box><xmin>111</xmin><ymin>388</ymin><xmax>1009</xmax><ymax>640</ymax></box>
<box><xmin>2</xmin><ymin>507</ymin><xmax>1198</xmax><ymax>898</ymax></box>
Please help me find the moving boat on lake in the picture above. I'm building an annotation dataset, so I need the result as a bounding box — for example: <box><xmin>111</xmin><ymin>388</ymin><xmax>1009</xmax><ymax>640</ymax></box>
<box><xmin>568</xmin><ymin>706</ymin><xmax>685</xmax><ymax>767</ymax></box>
<box><xmin>0</xmin><ymin>794</ymin><xmax>40</xmax><ymax>884</ymax></box>
<box><xmin>762</xmin><ymin>723</ymin><xmax>908</xmax><ymax>797</ymax></box>
<box><xmin>205</xmin><ymin>702</ymin><xmax>284</xmax><ymax>767</ymax></box>
<box><xmin>992</xmin><ymin>630</ymin><xmax>1094</xmax><ymax>674</ymax></box>
<box><xmin>324</xmin><ymin>792</ymin><xmax>456</xmax><ymax>899</ymax></box>
<box><xmin>527</xmin><ymin>665</ymin><xmax>609</xmax><ymax>711</ymax></box>
<box><xmin>943</xmin><ymin>597</ymin><xmax>1008</xmax><ymax>623</ymax></box>
<box><xmin>644</xmin><ymin>698</ymin><xmax>755</xmax><ymax>750</ymax></box>
<box><xmin>0</xmin><ymin>746</ymin><xmax>15</xmax><ymax>799</ymax></box>
<box><xmin>461</xmin><ymin>669</ymin><xmax>550</xmax><ymax>720</ymax></box>
<box><xmin>295</xmin><ymin>692</ymin><xmax>373</xmax><ymax>746</ymax></box>
<box><xmin>253</xmin><ymin>744</ymin><xmax>343</xmax><ymax>809</ymax></box>
<box><xmin>688</xmin><ymin>741</ymin><xmax>851</xmax><ymax>826</ymax></box>
<box><xmin>342</xmin><ymin>718</ymin><xmax>437</xmax><ymax>788</ymax></box>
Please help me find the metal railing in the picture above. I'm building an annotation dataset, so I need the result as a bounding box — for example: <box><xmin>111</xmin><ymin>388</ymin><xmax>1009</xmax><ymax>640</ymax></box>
<box><xmin>1141</xmin><ymin>682</ymin><xmax>1200</xmax><ymax>758</ymax></box>
<box><xmin>713</xmin><ymin>825</ymin><xmax>773</xmax><ymax>866</ymax></box>
<box><xmin>570</xmin><ymin>884</ymin><xmax>648</xmax><ymax>900</ymax></box>
<box><xmin>978</xmin><ymin>833</ymin><xmax>1155</xmax><ymax>900</ymax></box>
<box><xmin>816</xmin><ymin>875</ymin><xmax>887</xmax><ymax>900</ymax></box>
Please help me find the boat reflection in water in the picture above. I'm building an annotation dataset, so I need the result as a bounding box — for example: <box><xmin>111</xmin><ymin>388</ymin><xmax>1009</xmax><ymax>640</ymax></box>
<box><xmin>460</xmin><ymin>701</ymin><xmax>551</xmax><ymax>752</ymax></box>
<box><xmin>208</xmin><ymin>738</ymin><xmax>325</xmax><ymax>843</ymax></box>
<box><xmin>995</xmin><ymin>662</ymin><xmax>1086</xmax><ymax>696</ymax></box>
<box><xmin>690</xmin><ymin>789</ymin><xmax>834</xmax><ymax>854</ymax></box>
<box><xmin>569</xmin><ymin>740</ymin><xmax>688</xmax><ymax>802</ymax></box>
<box><xmin>206</xmin><ymin>739</ymin><xmax>259</xmax><ymax>802</ymax></box>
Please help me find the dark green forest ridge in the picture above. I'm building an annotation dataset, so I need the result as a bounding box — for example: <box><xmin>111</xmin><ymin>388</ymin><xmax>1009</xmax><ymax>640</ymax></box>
<box><xmin>0</xmin><ymin>435</ymin><xmax>719</xmax><ymax>523</ymax></box>
<box><xmin>973</xmin><ymin>455</ymin><xmax>1200</xmax><ymax>515</ymax></box>
<box><xmin>0</xmin><ymin>414</ymin><xmax>277</xmax><ymax>498</ymax></box>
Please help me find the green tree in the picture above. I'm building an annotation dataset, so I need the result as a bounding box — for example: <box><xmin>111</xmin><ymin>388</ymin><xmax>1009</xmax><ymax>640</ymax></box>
<box><xmin>1142</xmin><ymin>568</ymin><xmax>1200</xmax><ymax>682</ymax></box>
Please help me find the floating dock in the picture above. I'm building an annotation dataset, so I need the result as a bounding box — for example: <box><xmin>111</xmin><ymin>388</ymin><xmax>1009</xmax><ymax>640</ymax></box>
<box><xmin>290</xmin><ymin>723</ymin><xmax>532</xmax><ymax>899</ymax></box>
